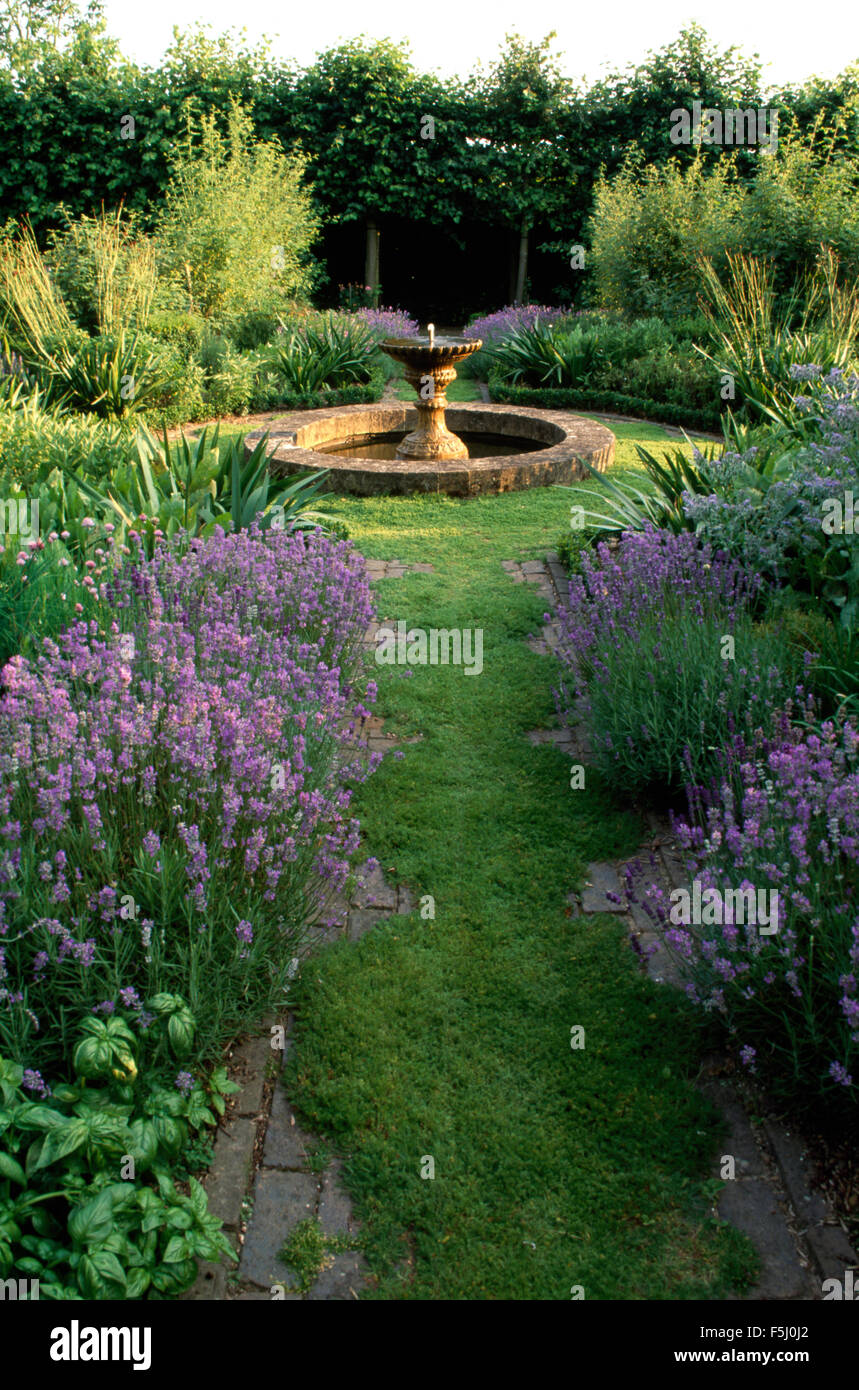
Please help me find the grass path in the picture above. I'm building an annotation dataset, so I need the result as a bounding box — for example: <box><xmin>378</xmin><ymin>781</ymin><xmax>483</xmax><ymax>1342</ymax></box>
<box><xmin>284</xmin><ymin>419</ymin><xmax>757</xmax><ymax>1298</ymax></box>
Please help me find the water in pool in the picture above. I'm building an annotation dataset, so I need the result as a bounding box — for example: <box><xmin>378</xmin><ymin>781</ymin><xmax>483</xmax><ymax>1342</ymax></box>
<box><xmin>314</xmin><ymin>431</ymin><xmax>546</xmax><ymax>460</ymax></box>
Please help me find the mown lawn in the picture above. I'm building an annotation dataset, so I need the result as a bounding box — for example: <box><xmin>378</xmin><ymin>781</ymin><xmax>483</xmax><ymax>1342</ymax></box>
<box><xmin>280</xmin><ymin>418</ymin><xmax>755</xmax><ymax>1298</ymax></box>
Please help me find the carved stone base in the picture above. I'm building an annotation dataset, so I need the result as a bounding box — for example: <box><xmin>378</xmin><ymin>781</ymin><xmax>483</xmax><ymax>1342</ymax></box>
<box><xmin>395</xmin><ymin>369</ymin><xmax>469</xmax><ymax>460</ymax></box>
<box><xmin>395</xmin><ymin>425</ymin><xmax>469</xmax><ymax>461</ymax></box>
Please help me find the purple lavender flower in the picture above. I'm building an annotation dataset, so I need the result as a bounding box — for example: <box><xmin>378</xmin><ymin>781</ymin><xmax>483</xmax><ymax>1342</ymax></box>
<box><xmin>21</xmin><ymin>1069</ymin><xmax>50</xmax><ymax>1097</ymax></box>
<box><xmin>463</xmin><ymin>304</ymin><xmax>577</xmax><ymax>343</ymax></box>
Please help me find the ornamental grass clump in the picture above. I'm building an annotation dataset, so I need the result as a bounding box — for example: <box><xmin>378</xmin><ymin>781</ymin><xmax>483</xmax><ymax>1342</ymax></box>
<box><xmin>555</xmin><ymin>527</ymin><xmax>792</xmax><ymax>796</ymax></box>
<box><xmin>635</xmin><ymin>712</ymin><xmax>859</xmax><ymax>1115</ymax></box>
<box><xmin>0</xmin><ymin>525</ymin><xmax>378</xmax><ymax>1076</ymax></box>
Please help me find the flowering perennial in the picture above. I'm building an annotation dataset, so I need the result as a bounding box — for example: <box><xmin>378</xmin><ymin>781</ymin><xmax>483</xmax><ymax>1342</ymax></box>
<box><xmin>0</xmin><ymin>525</ymin><xmax>378</xmax><ymax>1071</ymax></box>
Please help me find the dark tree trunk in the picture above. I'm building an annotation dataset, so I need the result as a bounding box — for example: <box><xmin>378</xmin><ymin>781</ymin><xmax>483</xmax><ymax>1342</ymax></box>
<box><xmin>364</xmin><ymin>218</ymin><xmax>380</xmax><ymax>304</ymax></box>
<box><xmin>514</xmin><ymin>218</ymin><xmax>530</xmax><ymax>304</ymax></box>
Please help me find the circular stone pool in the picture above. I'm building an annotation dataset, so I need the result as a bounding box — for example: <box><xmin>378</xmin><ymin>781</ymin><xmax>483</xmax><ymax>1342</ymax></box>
<box><xmin>245</xmin><ymin>403</ymin><xmax>615</xmax><ymax>497</ymax></box>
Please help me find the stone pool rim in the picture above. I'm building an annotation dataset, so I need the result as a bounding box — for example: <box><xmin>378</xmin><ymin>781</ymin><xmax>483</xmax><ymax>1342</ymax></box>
<box><xmin>244</xmin><ymin>403</ymin><xmax>615</xmax><ymax>497</ymax></box>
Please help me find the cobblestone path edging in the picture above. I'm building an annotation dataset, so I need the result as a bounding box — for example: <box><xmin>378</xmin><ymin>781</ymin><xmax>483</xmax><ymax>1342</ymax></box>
<box><xmin>512</xmin><ymin>552</ymin><xmax>858</xmax><ymax>1301</ymax></box>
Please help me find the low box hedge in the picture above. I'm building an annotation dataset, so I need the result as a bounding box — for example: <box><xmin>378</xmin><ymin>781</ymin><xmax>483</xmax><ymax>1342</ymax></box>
<box><xmin>487</xmin><ymin>373</ymin><xmax>723</xmax><ymax>433</ymax></box>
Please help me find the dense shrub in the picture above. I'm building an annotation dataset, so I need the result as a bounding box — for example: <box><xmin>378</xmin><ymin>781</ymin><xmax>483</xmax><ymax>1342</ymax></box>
<box><xmin>740</xmin><ymin>121</ymin><xmax>859</xmax><ymax>289</ymax></box>
<box><xmin>685</xmin><ymin>368</ymin><xmax>859</xmax><ymax>613</ymax></box>
<box><xmin>141</xmin><ymin>343</ymin><xmax>208</xmax><ymax>427</ymax></box>
<box><xmin>587</xmin><ymin>129</ymin><xmax>859</xmax><ymax>318</ymax></box>
<box><xmin>145</xmin><ymin>309</ymin><xmax>208</xmax><ymax>356</ymax></box>
<box><xmin>483</xmin><ymin>312</ymin><xmax>723</xmax><ymax>427</ymax></box>
<box><xmin>600</xmin><ymin>348</ymin><xmax>717</xmax><ymax>414</ymax></box>
<box><xmin>198</xmin><ymin>344</ymin><xmax>259</xmax><ymax>418</ymax></box>
<box><xmin>0</xmin><ymin>403</ymin><xmax>131</xmax><ymax>487</ymax></box>
<box><xmin>587</xmin><ymin>152</ymin><xmax>745</xmax><ymax>318</ymax></box>
<box><xmin>223</xmin><ymin>309</ymin><xmax>285</xmax><ymax>350</ymax></box>
<box><xmin>153</xmin><ymin>99</ymin><xmax>320</xmax><ymax>322</ymax></box>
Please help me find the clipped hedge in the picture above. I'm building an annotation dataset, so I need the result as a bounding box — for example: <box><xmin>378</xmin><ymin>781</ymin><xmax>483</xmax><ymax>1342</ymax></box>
<box><xmin>487</xmin><ymin>372</ymin><xmax>723</xmax><ymax>433</ymax></box>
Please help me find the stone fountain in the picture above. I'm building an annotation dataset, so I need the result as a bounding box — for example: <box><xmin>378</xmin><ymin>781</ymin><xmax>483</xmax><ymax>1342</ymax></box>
<box><xmin>244</xmin><ymin>317</ymin><xmax>617</xmax><ymax>496</ymax></box>
<box><xmin>380</xmin><ymin>324</ymin><xmax>482</xmax><ymax>461</ymax></box>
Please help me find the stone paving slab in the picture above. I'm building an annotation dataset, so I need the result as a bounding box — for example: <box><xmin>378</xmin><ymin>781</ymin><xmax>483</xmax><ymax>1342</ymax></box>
<box><xmin>239</xmin><ymin>1168</ymin><xmax>320</xmax><ymax>1290</ymax></box>
<box><xmin>761</xmin><ymin>1120</ymin><xmax>859</xmax><ymax>1283</ymax></box>
<box><xmin>306</xmin><ymin>1252</ymin><xmax>366</xmax><ymax>1300</ymax></box>
<box><xmin>502</xmin><ymin>558</ymin><xmax>554</xmax><ymax>600</ymax></box>
<box><xmin>318</xmin><ymin>1160</ymin><xmax>359</xmax><ymax>1237</ymax></box>
<box><xmin>698</xmin><ymin>1078</ymin><xmax>768</xmax><ymax>1179</ymax></box>
<box><xmin>363</xmin><ymin>558</ymin><xmax>435</xmax><ymax>579</ymax></box>
<box><xmin>262</xmin><ymin>1086</ymin><xmax>316</xmax><ymax>1171</ymax></box>
<box><xmin>348</xmin><ymin>908</ymin><xmax>389</xmax><ymax>942</ymax></box>
<box><xmin>227</xmin><ymin>1034</ymin><xmax>273</xmax><ymax>1118</ymax></box>
<box><xmin>718</xmin><ymin>1180</ymin><xmax>817</xmax><ymax>1300</ymax></box>
<box><xmin>353</xmin><ymin>860</ymin><xmax>398</xmax><ymax>911</ymax></box>
<box><xmin>580</xmin><ymin>862</ymin><xmax>625</xmax><ymax>914</ymax></box>
<box><xmin>526</xmin><ymin>728</ymin><xmax>575</xmax><ymax>748</ymax></box>
<box><xmin>182</xmin><ymin>1260</ymin><xmax>228</xmax><ymax>1300</ymax></box>
<box><xmin>234</xmin><ymin>1288</ymin><xmax>302</xmax><ymax>1301</ymax></box>
<box><xmin>204</xmin><ymin>1117</ymin><xmax>257</xmax><ymax>1231</ymax></box>
<box><xmin>397</xmin><ymin>884</ymin><xmax>417</xmax><ymax>912</ymax></box>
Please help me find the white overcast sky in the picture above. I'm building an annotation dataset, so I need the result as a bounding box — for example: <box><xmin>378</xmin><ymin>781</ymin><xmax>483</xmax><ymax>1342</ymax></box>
<box><xmin>100</xmin><ymin>0</ymin><xmax>858</xmax><ymax>89</ymax></box>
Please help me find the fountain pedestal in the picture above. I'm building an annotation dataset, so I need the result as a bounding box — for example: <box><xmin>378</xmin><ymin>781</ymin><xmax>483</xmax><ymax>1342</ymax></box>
<box><xmin>381</xmin><ymin>335</ymin><xmax>482</xmax><ymax>461</ymax></box>
<box><xmin>397</xmin><ymin>364</ymin><xmax>465</xmax><ymax>460</ymax></box>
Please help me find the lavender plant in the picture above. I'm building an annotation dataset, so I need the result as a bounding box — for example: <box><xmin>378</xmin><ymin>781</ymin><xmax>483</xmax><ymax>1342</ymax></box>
<box><xmin>352</xmin><ymin>306</ymin><xmax>420</xmax><ymax>339</ymax></box>
<box><xmin>632</xmin><ymin>711</ymin><xmax>859</xmax><ymax>1111</ymax></box>
<box><xmin>0</xmin><ymin>525</ymin><xmax>379</xmax><ymax>1074</ymax></box>
<box><xmin>555</xmin><ymin>527</ymin><xmax>793</xmax><ymax>795</ymax></box>
<box><xmin>463</xmin><ymin>304</ymin><xmax>577</xmax><ymax>344</ymax></box>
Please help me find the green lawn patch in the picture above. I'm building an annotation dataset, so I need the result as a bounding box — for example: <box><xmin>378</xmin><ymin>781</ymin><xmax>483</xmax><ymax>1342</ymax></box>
<box><xmin>283</xmin><ymin>417</ymin><xmax>758</xmax><ymax>1299</ymax></box>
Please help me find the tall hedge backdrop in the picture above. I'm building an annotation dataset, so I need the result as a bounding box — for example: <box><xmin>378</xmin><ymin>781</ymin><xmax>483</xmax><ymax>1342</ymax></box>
<box><xmin>1</xmin><ymin>13</ymin><xmax>858</xmax><ymax>319</ymax></box>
